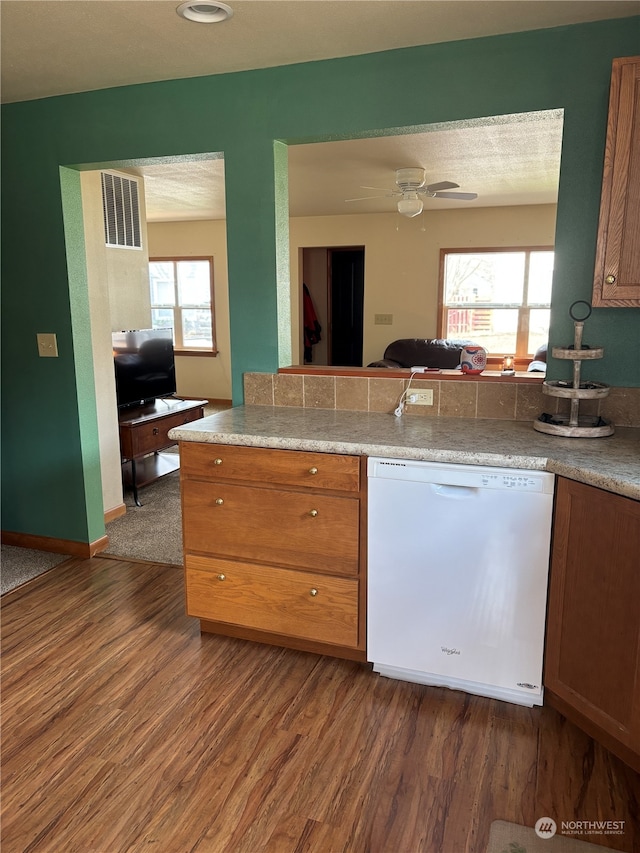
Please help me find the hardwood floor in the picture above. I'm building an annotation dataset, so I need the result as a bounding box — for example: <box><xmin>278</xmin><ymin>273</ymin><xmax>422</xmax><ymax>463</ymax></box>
<box><xmin>2</xmin><ymin>556</ymin><xmax>638</xmax><ymax>853</ymax></box>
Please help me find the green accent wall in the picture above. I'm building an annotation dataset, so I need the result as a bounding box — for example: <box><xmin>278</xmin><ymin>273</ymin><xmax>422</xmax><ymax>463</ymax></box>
<box><xmin>1</xmin><ymin>18</ymin><xmax>639</xmax><ymax>544</ymax></box>
<box><xmin>59</xmin><ymin>167</ymin><xmax>106</xmax><ymax>543</ymax></box>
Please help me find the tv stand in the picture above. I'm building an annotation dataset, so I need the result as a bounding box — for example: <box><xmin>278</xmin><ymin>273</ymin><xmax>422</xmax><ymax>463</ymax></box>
<box><xmin>118</xmin><ymin>398</ymin><xmax>207</xmax><ymax>505</ymax></box>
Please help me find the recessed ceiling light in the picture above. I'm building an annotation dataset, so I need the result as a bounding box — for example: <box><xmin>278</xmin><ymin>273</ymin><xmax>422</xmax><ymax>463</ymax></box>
<box><xmin>176</xmin><ymin>1</ymin><xmax>233</xmax><ymax>24</ymax></box>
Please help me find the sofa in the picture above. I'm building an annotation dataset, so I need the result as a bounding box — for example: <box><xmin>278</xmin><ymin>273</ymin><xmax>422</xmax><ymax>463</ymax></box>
<box><xmin>367</xmin><ymin>338</ymin><xmax>478</xmax><ymax>370</ymax></box>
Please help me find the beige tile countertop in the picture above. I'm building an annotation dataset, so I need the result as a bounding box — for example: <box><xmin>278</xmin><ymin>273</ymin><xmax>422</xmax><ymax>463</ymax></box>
<box><xmin>169</xmin><ymin>406</ymin><xmax>640</xmax><ymax>501</ymax></box>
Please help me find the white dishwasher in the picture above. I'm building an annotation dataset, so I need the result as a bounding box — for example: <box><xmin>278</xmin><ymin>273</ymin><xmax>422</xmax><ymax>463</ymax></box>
<box><xmin>367</xmin><ymin>457</ymin><xmax>555</xmax><ymax>707</ymax></box>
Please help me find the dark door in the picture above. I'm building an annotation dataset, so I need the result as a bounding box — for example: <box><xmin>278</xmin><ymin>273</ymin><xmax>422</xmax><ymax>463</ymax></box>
<box><xmin>329</xmin><ymin>248</ymin><xmax>364</xmax><ymax>366</ymax></box>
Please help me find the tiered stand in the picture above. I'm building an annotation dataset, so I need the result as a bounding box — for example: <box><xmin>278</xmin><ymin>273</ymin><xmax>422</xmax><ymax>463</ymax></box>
<box><xmin>533</xmin><ymin>301</ymin><xmax>614</xmax><ymax>437</ymax></box>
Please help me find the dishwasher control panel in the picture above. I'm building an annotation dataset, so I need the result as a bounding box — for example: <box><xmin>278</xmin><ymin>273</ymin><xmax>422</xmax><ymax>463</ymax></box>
<box><xmin>368</xmin><ymin>458</ymin><xmax>554</xmax><ymax>494</ymax></box>
<box><xmin>481</xmin><ymin>472</ymin><xmax>544</xmax><ymax>491</ymax></box>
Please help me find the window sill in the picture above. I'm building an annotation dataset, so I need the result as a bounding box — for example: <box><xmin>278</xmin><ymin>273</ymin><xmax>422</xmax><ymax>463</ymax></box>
<box><xmin>279</xmin><ymin>365</ymin><xmax>544</xmax><ymax>383</ymax></box>
<box><xmin>175</xmin><ymin>349</ymin><xmax>218</xmax><ymax>358</ymax></box>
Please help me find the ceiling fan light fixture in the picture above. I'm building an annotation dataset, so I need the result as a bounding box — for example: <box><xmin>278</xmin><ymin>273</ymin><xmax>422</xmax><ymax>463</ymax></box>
<box><xmin>176</xmin><ymin>1</ymin><xmax>233</xmax><ymax>23</ymax></box>
<box><xmin>397</xmin><ymin>195</ymin><xmax>423</xmax><ymax>218</ymax></box>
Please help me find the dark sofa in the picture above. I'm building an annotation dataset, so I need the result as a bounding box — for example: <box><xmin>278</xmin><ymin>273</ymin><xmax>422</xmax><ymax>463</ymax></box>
<box><xmin>368</xmin><ymin>338</ymin><xmax>478</xmax><ymax>370</ymax></box>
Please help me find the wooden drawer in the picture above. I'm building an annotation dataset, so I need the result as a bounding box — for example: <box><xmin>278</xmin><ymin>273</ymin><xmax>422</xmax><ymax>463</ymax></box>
<box><xmin>180</xmin><ymin>443</ymin><xmax>360</xmax><ymax>492</ymax></box>
<box><xmin>182</xmin><ymin>480</ymin><xmax>360</xmax><ymax>574</ymax></box>
<box><xmin>185</xmin><ymin>555</ymin><xmax>359</xmax><ymax>648</ymax></box>
<box><xmin>121</xmin><ymin>407</ymin><xmax>203</xmax><ymax>459</ymax></box>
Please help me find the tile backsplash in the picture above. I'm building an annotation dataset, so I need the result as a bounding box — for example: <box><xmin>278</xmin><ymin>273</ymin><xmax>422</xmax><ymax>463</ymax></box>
<box><xmin>244</xmin><ymin>372</ymin><xmax>640</xmax><ymax>427</ymax></box>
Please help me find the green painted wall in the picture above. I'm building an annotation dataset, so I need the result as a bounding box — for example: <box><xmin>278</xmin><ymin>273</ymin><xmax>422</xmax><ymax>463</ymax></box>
<box><xmin>1</xmin><ymin>18</ymin><xmax>639</xmax><ymax>544</ymax></box>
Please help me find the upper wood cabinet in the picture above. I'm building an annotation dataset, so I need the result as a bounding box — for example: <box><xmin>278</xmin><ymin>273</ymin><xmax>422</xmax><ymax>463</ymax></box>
<box><xmin>592</xmin><ymin>56</ymin><xmax>640</xmax><ymax>307</ymax></box>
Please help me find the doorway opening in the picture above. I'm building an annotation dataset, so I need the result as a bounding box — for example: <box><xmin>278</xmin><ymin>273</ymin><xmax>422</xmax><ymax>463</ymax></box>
<box><xmin>301</xmin><ymin>246</ymin><xmax>365</xmax><ymax>367</ymax></box>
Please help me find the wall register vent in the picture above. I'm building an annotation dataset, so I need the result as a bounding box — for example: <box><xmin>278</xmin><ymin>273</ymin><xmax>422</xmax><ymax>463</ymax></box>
<box><xmin>101</xmin><ymin>172</ymin><xmax>142</xmax><ymax>249</ymax></box>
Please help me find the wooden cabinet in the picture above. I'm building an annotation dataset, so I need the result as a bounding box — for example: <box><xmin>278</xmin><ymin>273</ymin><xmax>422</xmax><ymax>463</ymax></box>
<box><xmin>119</xmin><ymin>399</ymin><xmax>207</xmax><ymax>504</ymax></box>
<box><xmin>119</xmin><ymin>400</ymin><xmax>206</xmax><ymax>461</ymax></box>
<box><xmin>179</xmin><ymin>442</ymin><xmax>367</xmax><ymax>660</ymax></box>
<box><xmin>544</xmin><ymin>477</ymin><xmax>640</xmax><ymax>771</ymax></box>
<box><xmin>593</xmin><ymin>56</ymin><xmax>640</xmax><ymax>307</ymax></box>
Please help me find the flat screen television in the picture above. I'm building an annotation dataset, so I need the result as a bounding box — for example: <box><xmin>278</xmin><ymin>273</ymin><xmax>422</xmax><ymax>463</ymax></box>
<box><xmin>112</xmin><ymin>329</ymin><xmax>177</xmax><ymax>409</ymax></box>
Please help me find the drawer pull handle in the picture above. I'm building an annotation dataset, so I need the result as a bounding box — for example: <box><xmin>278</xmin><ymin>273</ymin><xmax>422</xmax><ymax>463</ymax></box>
<box><xmin>309</xmin><ymin>588</ymin><xmax>318</xmax><ymax>597</ymax></box>
<box><xmin>309</xmin><ymin>509</ymin><xmax>318</xmax><ymax>517</ymax></box>
<box><xmin>214</xmin><ymin>458</ymin><xmax>223</xmax><ymax>465</ymax></box>
<box><xmin>153</xmin><ymin>427</ymin><xmax>159</xmax><ymax>435</ymax></box>
<box><xmin>215</xmin><ymin>498</ymin><xmax>224</xmax><ymax>506</ymax></box>
<box><xmin>217</xmin><ymin>574</ymin><xmax>226</xmax><ymax>581</ymax></box>
<box><xmin>308</xmin><ymin>467</ymin><xmax>318</xmax><ymax>475</ymax></box>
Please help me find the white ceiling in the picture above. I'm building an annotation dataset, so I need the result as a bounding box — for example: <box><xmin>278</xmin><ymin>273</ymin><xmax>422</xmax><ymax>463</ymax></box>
<box><xmin>1</xmin><ymin>1</ymin><xmax>637</xmax><ymax>104</ymax></box>
<box><xmin>2</xmin><ymin>1</ymin><xmax>633</xmax><ymax>220</ymax></box>
<box><xmin>121</xmin><ymin>110</ymin><xmax>564</xmax><ymax>220</ymax></box>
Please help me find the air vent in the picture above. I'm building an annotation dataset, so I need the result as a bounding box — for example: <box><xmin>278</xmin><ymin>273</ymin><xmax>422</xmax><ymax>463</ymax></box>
<box><xmin>101</xmin><ymin>172</ymin><xmax>141</xmax><ymax>249</ymax></box>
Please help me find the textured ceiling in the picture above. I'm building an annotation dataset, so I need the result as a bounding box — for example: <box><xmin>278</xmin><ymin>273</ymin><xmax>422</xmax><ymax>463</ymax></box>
<box><xmin>2</xmin><ymin>1</ymin><xmax>627</xmax><ymax>219</ymax></box>
<box><xmin>1</xmin><ymin>0</ymin><xmax>638</xmax><ymax>104</ymax></box>
<box><xmin>120</xmin><ymin>110</ymin><xmax>564</xmax><ymax>220</ymax></box>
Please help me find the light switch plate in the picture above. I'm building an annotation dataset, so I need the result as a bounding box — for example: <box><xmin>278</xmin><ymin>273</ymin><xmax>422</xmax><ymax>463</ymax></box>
<box><xmin>37</xmin><ymin>333</ymin><xmax>59</xmax><ymax>357</ymax></box>
<box><xmin>374</xmin><ymin>313</ymin><xmax>393</xmax><ymax>325</ymax></box>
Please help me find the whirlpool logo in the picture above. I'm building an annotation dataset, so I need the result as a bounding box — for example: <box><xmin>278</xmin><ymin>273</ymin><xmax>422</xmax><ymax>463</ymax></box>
<box><xmin>441</xmin><ymin>646</ymin><xmax>461</xmax><ymax>655</ymax></box>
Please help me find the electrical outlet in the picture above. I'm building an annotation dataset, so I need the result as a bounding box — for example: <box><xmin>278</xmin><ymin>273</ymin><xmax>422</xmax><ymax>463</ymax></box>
<box><xmin>407</xmin><ymin>390</ymin><xmax>434</xmax><ymax>406</ymax></box>
<box><xmin>374</xmin><ymin>313</ymin><xmax>393</xmax><ymax>325</ymax></box>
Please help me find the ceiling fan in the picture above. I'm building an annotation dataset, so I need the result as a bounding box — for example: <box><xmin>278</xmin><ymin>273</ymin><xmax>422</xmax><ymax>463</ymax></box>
<box><xmin>346</xmin><ymin>167</ymin><xmax>478</xmax><ymax>217</ymax></box>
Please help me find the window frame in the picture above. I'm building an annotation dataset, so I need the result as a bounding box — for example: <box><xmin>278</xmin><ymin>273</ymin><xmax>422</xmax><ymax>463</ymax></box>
<box><xmin>149</xmin><ymin>256</ymin><xmax>217</xmax><ymax>356</ymax></box>
<box><xmin>437</xmin><ymin>245</ymin><xmax>553</xmax><ymax>364</ymax></box>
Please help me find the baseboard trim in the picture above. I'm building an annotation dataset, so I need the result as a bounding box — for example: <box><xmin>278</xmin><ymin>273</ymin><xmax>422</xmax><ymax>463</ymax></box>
<box><xmin>104</xmin><ymin>503</ymin><xmax>127</xmax><ymax>524</ymax></box>
<box><xmin>1</xmin><ymin>530</ymin><xmax>110</xmax><ymax>558</ymax></box>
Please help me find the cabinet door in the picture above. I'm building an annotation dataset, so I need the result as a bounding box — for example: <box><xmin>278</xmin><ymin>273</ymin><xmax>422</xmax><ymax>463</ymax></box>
<box><xmin>182</xmin><ymin>480</ymin><xmax>360</xmax><ymax>574</ymax></box>
<box><xmin>545</xmin><ymin>478</ymin><xmax>640</xmax><ymax>768</ymax></box>
<box><xmin>593</xmin><ymin>56</ymin><xmax>640</xmax><ymax>307</ymax></box>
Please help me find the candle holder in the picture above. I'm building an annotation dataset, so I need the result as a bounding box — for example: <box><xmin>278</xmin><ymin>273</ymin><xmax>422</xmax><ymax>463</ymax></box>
<box><xmin>501</xmin><ymin>356</ymin><xmax>515</xmax><ymax>376</ymax></box>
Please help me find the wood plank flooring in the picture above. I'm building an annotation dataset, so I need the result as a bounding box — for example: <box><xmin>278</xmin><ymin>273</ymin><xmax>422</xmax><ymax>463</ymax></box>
<box><xmin>2</xmin><ymin>556</ymin><xmax>639</xmax><ymax>853</ymax></box>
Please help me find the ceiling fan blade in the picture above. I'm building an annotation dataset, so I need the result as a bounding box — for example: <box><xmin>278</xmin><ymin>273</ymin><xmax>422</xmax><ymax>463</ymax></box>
<box><xmin>360</xmin><ymin>185</ymin><xmax>396</xmax><ymax>192</ymax></box>
<box><xmin>433</xmin><ymin>191</ymin><xmax>478</xmax><ymax>200</ymax></box>
<box><xmin>345</xmin><ymin>194</ymin><xmax>387</xmax><ymax>202</ymax></box>
<box><xmin>424</xmin><ymin>180</ymin><xmax>459</xmax><ymax>193</ymax></box>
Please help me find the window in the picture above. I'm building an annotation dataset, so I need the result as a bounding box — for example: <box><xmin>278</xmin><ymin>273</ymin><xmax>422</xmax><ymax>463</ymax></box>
<box><xmin>149</xmin><ymin>257</ymin><xmax>216</xmax><ymax>353</ymax></box>
<box><xmin>439</xmin><ymin>247</ymin><xmax>553</xmax><ymax>359</ymax></box>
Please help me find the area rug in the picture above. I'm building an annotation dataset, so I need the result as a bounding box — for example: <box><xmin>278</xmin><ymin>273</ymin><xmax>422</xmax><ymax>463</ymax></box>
<box><xmin>1</xmin><ymin>545</ymin><xmax>72</xmax><ymax>595</ymax></box>
<box><xmin>104</xmin><ymin>468</ymin><xmax>183</xmax><ymax>566</ymax></box>
<box><xmin>488</xmin><ymin>820</ymin><xmax>618</xmax><ymax>853</ymax></box>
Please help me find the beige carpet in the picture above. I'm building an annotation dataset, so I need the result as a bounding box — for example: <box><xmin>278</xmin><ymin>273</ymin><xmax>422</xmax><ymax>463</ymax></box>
<box><xmin>1</xmin><ymin>545</ymin><xmax>72</xmax><ymax>594</ymax></box>
<box><xmin>105</xmin><ymin>467</ymin><xmax>182</xmax><ymax>565</ymax></box>
<box><xmin>488</xmin><ymin>820</ymin><xmax>619</xmax><ymax>853</ymax></box>
<box><xmin>105</xmin><ymin>404</ymin><xmax>230</xmax><ymax>566</ymax></box>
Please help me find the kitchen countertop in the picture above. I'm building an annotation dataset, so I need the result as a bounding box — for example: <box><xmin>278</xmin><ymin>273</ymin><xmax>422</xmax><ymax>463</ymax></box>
<box><xmin>169</xmin><ymin>406</ymin><xmax>640</xmax><ymax>501</ymax></box>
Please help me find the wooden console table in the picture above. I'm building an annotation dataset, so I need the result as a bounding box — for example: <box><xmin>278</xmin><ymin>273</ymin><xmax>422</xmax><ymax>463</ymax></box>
<box><xmin>118</xmin><ymin>398</ymin><xmax>207</xmax><ymax>505</ymax></box>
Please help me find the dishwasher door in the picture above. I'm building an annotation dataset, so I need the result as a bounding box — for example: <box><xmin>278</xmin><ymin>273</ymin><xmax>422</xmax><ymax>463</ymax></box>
<box><xmin>367</xmin><ymin>458</ymin><xmax>555</xmax><ymax>706</ymax></box>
